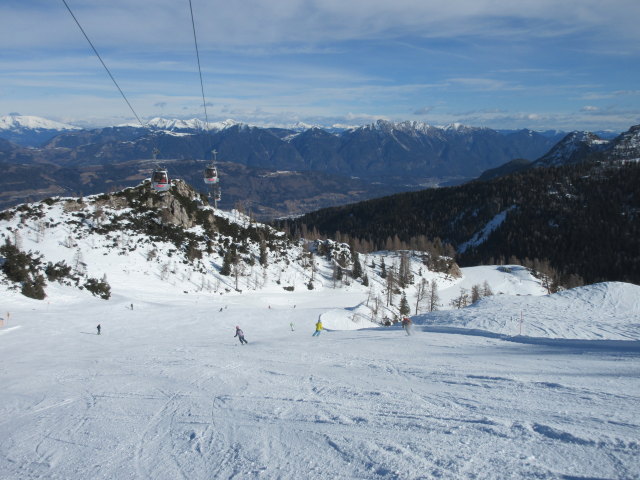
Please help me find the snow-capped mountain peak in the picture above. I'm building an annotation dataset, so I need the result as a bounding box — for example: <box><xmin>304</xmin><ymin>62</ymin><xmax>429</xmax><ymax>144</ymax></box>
<box><xmin>534</xmin><ymin>130</ymin><xmax>609</xmax><ymax>167</ymax></box>
<box><xmin>116</xmin><ymin>117</ymin><xmax>242</xmax><ymax>132</ymax></box>
<box><xmin>0</xmin><ymin>114</ymin><xmax>81</xmax><ymax>147</ymax></box>
<box><xmin>610</xmin><ymin>124</ymin><xmax>640</xmax><ymax>161</ymax></box>
<box><xmin>0</xmin><ymin>114</ymin><xmax>80</xmax><ymax>132</ymax></box>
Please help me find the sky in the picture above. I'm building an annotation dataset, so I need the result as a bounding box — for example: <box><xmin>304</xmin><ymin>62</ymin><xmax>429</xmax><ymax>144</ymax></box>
<box><xmin>2</xmin><ymin>0</ymin><xmax>640</xmax><ymax>131</ymax></box>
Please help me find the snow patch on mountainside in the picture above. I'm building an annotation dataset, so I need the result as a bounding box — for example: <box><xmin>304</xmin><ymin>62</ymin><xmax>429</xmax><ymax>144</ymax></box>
<box><xmin>458</xmin><ymin>207</ymin><xmax>516</xmax><ymax>253</ymax></box>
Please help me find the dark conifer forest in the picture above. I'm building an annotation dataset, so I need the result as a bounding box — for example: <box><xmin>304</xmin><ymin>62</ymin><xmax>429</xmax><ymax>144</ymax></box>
<box><xmin>282</xmin><ymin>161</ymin><xmax>640</xmax><ymax>285</ymax></box>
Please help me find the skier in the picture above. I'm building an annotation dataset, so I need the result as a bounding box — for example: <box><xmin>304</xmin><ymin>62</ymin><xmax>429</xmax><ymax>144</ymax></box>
<box><xmin>234</xmin><ymin>326</ymin><xmax>248</xmax><ymax>345</ymax></box>
<box><xmin>290</xmin><ymin>322</ymin><xmax>295</xmax><ymax>331</ymax></box>
<box><xmin>96</xmin><ymin>324</ymin><xmax>101</xmax><ymax>335</ymax></box>
<box><xmin>312</xmin><ymin>319</ymin><xmax>323</xmax><ymax>337</ymax></box>
<box><xmin>401</xmin><ymin>316</ymin><xmax>412</xmax><ymax>336</ymax></box>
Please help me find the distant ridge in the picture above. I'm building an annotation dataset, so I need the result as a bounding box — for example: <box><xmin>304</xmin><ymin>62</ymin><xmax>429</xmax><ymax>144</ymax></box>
<box><xmin>0</xmin><ymin>114</ymin><xmax>80</xmax><ymax>146</ymax></box>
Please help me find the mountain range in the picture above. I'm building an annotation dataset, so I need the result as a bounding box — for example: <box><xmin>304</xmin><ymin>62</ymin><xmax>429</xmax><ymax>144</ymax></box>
<box><xmin>285</xmin><ymin>123</ymin><xmax>640</xmax><ymax>285</ymax></box>
<box><xmin>0</xmin><ymin>115</ymin><xmax>567</xmax><ymax>216</ymax></box>
<box><xmin>0</xmin><ymin>115</ymin><xmax>636</xmax><ymax>222</ymax></box>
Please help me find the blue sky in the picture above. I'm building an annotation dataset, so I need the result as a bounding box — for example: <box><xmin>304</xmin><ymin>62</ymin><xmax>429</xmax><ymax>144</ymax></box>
<box><xmin>2</xmin><ymin>0</ymin><xmax>640</xmax><ymax>131</ymax></box>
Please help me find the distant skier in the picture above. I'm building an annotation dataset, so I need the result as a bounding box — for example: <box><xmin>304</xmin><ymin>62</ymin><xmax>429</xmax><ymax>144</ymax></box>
<box><xmin>312</xmin><ymin>319</ymin><xmax>323</xmax><ymax>337</ymax></box>
<box><xmin>234</xmin><ymin>326</ymin><xmax>248</xmax><ymax>345</ymax></box>
<box><xmin>401</xmin><ymin>317</ymin><xmax>412</xmax><ymax>336</ymax></box>
<box><xmin>290</xmin><ymin>322</ymin><xmax>295</xmax><ymax>331</ymax></box>
<box><xmin>96</xmin><ymin>324</ymin><xmax>101</xmax><ymax>335</ymax></box>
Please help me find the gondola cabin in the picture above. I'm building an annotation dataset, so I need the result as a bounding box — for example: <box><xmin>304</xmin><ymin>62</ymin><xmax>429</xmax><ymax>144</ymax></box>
<box><xmin>151</xmin><ymin>168</ymin><xmax>171</xmax><ymax>192</ymax></box>
<box><xmin>204</xmin><ymin>165</ymin><xmax>219</xmax><ymax>184</ymax></box>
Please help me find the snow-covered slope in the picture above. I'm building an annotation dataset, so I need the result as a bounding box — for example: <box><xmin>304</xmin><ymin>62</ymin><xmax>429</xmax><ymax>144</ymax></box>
<box><xmin>1</xmin><ymin>185</ymin><xmax>639</xmax><ymax>479</ymax></box>
<box><xmin>417</xmin><ymin>281</ymin><xmax>640</xmax><ymax>341</ymax></box>
<box><xmin>1</xmin><ymin>270</ymin><xmax>639</xmax><ymax>479</ymax></box>
<box><xmin>0</xmin><ymin>180</ymin><xmax>547</xmax><ymax>325</ymax></box>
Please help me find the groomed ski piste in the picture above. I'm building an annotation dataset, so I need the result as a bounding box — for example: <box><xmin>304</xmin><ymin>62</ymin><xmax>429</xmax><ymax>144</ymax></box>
<box><xmin>1</xmin><ymin>197</ymin><xmax>639</xmax><ymax>479</ymax></box>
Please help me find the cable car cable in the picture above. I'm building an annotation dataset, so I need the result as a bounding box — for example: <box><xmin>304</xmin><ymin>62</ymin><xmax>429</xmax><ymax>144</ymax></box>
<box><xmin>61</xmin><ymin>0</ymin><xmax>177</xmax><ymax>192</ymax></box>
<box><xmin>61</xmin><ymin>0</ymin><xmax>145</xmax><ymax>128</ymax></box>
<box><xmin>187</xmin><ymin>0</ymin><xmax>221</xmax><ymax>207</ymax></box>
<box><xmin>188</xmin><ymin>0</ymin><xmax>211</xmax><ymax>140</ymax></box>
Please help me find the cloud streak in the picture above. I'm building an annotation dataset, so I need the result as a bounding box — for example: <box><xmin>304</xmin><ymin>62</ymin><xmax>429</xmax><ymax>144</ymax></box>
<box><xmin>1</xmin><ymin>0</ymin><xmax>639</xmax><ymax>131</ymax></box>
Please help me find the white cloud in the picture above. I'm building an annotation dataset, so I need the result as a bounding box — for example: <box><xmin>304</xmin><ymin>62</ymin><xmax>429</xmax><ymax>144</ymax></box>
<box><xmin>2</xmin><ymin>1</ymin><xmax>639</xmax><ymax>132</ymax></box>
<box><xmin>3</xmin><ymin>0</ymin><xmax>640</xmax><ymax>50</ymax></box>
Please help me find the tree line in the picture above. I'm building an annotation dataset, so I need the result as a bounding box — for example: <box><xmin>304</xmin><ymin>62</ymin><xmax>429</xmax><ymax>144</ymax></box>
<box><xmin>280</xmin><ymin>161</ymin><xmax>640</xmax><ymax>286</ymax></box>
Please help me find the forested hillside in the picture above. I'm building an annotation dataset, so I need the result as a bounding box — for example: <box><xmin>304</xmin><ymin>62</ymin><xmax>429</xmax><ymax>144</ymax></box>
<box><xmin>284</xmin><ymin>161</ymin><xmax>640</xmax><ymax>285</ymax></box>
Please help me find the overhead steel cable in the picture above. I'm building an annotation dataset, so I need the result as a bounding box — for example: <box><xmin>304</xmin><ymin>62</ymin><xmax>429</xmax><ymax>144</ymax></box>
<box><xmin>188</xmin><ymin>0</ymin><xmax>221</xmax><ymax>208</ymax></box>
<box><xmin>61</xmin><ymin>0</ymin><xmax>145</xmax><ymax>127</ymax></box>
<box><xmin>188</xmin><ymin>0</ymin><xmax>213</xmax><ymax>152</ymax></box>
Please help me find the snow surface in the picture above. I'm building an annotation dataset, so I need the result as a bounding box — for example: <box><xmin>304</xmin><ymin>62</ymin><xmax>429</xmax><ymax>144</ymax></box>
<box><xmin>418</xmin><ymin>281</ymin><xmax>640</xmax><ymax>342</ymax></box>
<box><xmin>1</xmin><ymin>281</ymin><xmax>639</xmax><ymax>479</ymax></box>
<box><xmin>1</xmin><ymin>198</ymin><xmax>639</xmax><ymax>479</ymax></box>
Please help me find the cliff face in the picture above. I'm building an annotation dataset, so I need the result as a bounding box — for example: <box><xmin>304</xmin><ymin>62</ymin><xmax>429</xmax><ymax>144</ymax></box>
<box><xmin>85</xmin><ymin>179</ymin><xmax>214</xmax><ymax>230</ymax></box>
<box><xmin>610</xmin><ymin>125</ymin><xmax>640</xmax><ymax>161</ymax></box>
<box><xmin>142</xmin><ymin>179</ymin><xmax>206</xmax><ymax>229</ymax></box>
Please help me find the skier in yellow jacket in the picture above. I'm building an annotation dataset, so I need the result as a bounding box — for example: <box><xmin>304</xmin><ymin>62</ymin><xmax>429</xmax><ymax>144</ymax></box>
<box><xmin>312</xmin><ymin>319</ymin><xmax>323</xmax><ymax>337</ymax></box>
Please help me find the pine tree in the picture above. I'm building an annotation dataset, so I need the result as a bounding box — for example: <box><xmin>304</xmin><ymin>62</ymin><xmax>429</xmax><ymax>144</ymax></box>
<box><xmin>352</xmin><ymin>251</ymin><xmax>362</xmax><ymax>279</ymax></box>
<box><xmin>399</xmin><ymin>293</ymin><xmax>410</xmax><ymax>316</ymax></box>
<box><xmin>259</xmin><ymin>241</ymin><xmax>268</xmax><ymax>267</ymax></box>
<box><xmin>220</xmin><ymin>248</ymin><xmax>234</xmax><ymax>276</ymax></box>
<box><xmin>21</xmin><ymin>274</ymin><xmax>46</xmax><ymax>300</ymax></box>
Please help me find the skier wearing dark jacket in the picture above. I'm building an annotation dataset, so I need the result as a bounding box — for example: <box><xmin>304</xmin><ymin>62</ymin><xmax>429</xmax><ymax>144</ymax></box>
<box><xmin>234</xmin><ymin>326</ymin><xmax>248</xmax><ymax>344</ymax></box>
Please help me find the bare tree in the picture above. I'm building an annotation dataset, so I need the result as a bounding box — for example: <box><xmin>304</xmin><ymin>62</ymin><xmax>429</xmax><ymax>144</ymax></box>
<box><xmin>482</xmin><ymin>280</ymin><xmax>493</xmax><ymax>297</ymax></box>
<box><xmin>160</xmin><ymin>262</ymin><xmax>170</xmax><ymax>280</ymax></box>
<box><xmin>73</xmin><ymin>248</ymin><xmax>86</xmax><ymax>274</ymax></box>
<box><xmin>427</xmin><ymin>280</ymin><xmax>440</xmax><ymax>312</ymax></box>
<box><xmin>450</xmin><ymin>288</ymin><xmax>469</xmax><ymax>309</ymax></box>
<box><xmin>398</xmin><ymin>251</ymin><xmax>412</xmax><ymax>287</ymax></box>
<box><xmin>232</xmin><ymin>256</ymin><xmax>245</xmax><ymax>291</ymax></box>
<box><xmin>471</xmin><ymin>284</ymin><xmax>481</xmax><ymax>304</ymax></box>
<box><xmin>35</xmin><ymin>220</ymin><xmax>46</xmax><ymax>243</ymax></box>
<box><xmin>414</xmin><ymin>278</ymin><xmax>427</xmax><ymax>315</ymax></box>
<box><xmin>386</xmin><ymin>269</ymin><xmax>396</xmax><ymax>306</ymax></box>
